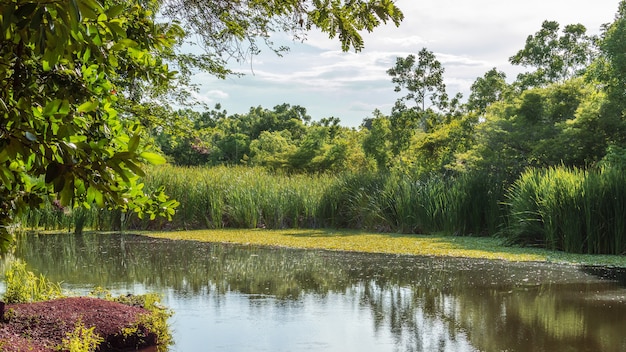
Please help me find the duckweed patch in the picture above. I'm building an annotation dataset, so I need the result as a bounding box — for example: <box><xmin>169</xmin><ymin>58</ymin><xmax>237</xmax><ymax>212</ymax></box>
<box><xmin>144</xmin><ymin>229</ymin><xmax>626</xmax><ymax>268</ymax></box>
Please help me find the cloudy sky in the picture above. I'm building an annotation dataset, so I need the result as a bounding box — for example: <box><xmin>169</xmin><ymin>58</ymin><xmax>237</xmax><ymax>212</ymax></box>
<box><xmin>192</xmin><ymin>0</ymin><xmax>622</xmax><ymax>127</ymax></box>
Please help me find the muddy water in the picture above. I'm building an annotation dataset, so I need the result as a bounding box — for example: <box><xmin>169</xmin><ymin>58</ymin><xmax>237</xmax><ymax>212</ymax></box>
<box><xmin>9</xmin><ymin>233</ymin><xmax>626</xmax><ymax>351</ymax></box>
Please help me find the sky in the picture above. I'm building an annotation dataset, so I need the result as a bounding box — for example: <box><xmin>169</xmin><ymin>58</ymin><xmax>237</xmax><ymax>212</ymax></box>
<box><xmin>191</xmin><ymin>0</ymin><xmax>623</xmax><ymax>127</ymax></box>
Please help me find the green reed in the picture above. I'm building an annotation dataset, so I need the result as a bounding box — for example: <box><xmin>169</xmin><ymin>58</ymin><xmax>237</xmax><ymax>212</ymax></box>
<box><xmin>504</xmin><ymin>166</ymin><xmax>626</xmax><ymax>255</ymax></box>
<box><xmin>140</xmin><ymin>165</ymin><xmax>332</xmax><ymax>230</ymax></box>
<box><xmin>317</xmin><ymin>170</ymin><xmax>506</xmax><ymax>235</ymax></box>
<box><xmin>20</xmin><ymin>165</ymin><xmax>507</xmax><ymax>238</ymax></box>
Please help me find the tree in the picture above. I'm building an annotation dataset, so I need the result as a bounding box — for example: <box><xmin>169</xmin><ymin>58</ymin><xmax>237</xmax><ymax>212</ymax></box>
<box><xmin>361</xmin><ymin>110</ymin><xmax>392</xmax><ymax>170</ymax></box>
<box><xmin>457</xmin><ymin>79</ymin><xmax>596</xmax><ymax>179</ymax></box>
<box><xmin>467</xmin><ymin>68</ymin><xmax>509</xmax><ymax>114</ymax></box>
<box><xmin>387</xmin><ymin>48</ymin><xmax>448</xmax><ymax>112</ymax></box>
<box><xmin>0</xmin><ymin>0</ymin><xmax>181</xmax><ymax>247</ymax></box>
<box><xmin>599</xmin><ymin>0</ymin><xmax>626</xmax><ymax>114</ymax></box>
<box><xmin>509</xmin><ymin>20</ymin><xmax>595</xmax><ymax>88</ymax></box>
<box><xmin>386</xmin><ymin>49</ymin><xmax>452</xmax><ymax>136</ymax></box>
<box><xmin>0</xmin><ymin>0</ymin><xmax>404</xmax><ymax>246</ymax></box>
<box><xmin>249</xmin><ymin>131</ymin><xmax>297</xmax><ymax>169</ymax></box>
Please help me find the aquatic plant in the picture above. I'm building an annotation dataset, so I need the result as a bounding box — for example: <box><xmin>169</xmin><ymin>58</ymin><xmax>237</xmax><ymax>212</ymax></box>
<box><xmin>504</xmin><ymin>166</ymin><xmax>626</xmax><ymax>254</ymax></box>
<box><xmin>3</xmin><ymin>259</ymin><xmax>63</xmax><ymax>303</ymax></box>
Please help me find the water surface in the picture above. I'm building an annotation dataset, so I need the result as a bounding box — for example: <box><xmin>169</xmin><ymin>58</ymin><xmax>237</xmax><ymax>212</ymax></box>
<box><xmin>9</xmin><ymin>233</ymin><xmax>626</xmax><ymax>351</ymax></box>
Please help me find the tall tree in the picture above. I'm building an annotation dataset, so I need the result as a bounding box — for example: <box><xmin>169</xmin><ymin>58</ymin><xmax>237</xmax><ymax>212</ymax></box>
<box><xmin>386</xmin><ymin>48</ymin><xmax>449</xmax><ymax>155</ymax></box>
<box><xmin>387</xmin><ymin>48</ymin><xmax>448</xmax><ymax>112</ymax></box>
<box><xmin>362</xmin><ymin>110</ymin><xmax>392</xmax><ymax>170</ymax></box>
<box><xmin>599</xmin><ymin>0</ymin><xmax>626</xmax><ymax>114</ymax></box>
<box><xmin>510</xmin><ymin>20</ymin><xmax>595</xmax><ymax>88</ymax></box>
<box><xmin>0</xmin><ymin>0</ymin><xmax>182</xmax><ymax>246</ymax></box>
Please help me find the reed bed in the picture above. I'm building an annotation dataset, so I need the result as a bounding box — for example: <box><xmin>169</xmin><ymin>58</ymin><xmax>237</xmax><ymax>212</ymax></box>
<box><xmin>504</xmin><ymin>166</ymin><xmax>626</xmax><ymax>255</ymax></box>
<box><xmin>19</xmin><ymin>164</ymin><xmax>626</xmax><ymax>254</ymax></box>
<box><xmin>20</xmin><ymin>166</ymin><xmax>506</xmax><ymax>237</ymax></box>
<box><xmin>136</xmin><ymin>165</ymin><xmax>332</xmax><ymax>230</ymax></box>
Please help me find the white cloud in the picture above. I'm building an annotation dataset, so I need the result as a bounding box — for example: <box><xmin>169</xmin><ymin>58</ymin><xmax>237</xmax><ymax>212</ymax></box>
<box><xmin>190</xmin><ymin>0</ymin><xmax>623</xmax><ymax>127</ymax></box>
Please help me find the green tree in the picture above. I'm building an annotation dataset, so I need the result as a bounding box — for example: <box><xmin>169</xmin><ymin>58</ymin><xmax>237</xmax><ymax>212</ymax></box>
<box><xmin>457</xmin><ymin>79</ymin><xmax>595</xmax><ymax>179</ymax></box>
<box><xmin>160</xmin><ymin>0</ymin><xmax>404</xmax><ymax>77</ymax></box>
<box><xmin>247</xmin><ymin>104</ymin><xmax>310</xmax><ymax>140</ymax></box>
<box><xmin>361</xmin><ymin>111</ymin><xmax>392</xmax><ymax>170</ymax></box>
<box><xmin>467</xmin><ymin>68</ymin><xmax>509</xmax><ymax>115</ymax></box>
<box><xmin>249</xmin><ymin>130</ymin><xmax>297</xmax><ymax>169</ymax></box>
<box><xmin>387</xmin><ymin>48</ymin><xmax>448</xmax><ymax>113</ymax></box>
<box><xmin>599</xmin><ymin>0</ymin><xmax>626</xmax><ymax>115</ymax></box>
<box><xmin>510</xmin><ymin>20</ymin><xmax>595</xmax><ymax>88</ymax></box>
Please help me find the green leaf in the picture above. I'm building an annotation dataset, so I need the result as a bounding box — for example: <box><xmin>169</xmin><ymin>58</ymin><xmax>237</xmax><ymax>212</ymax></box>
<box><xmin>106</xmin><ymin>4</ymin><xmax>126</xmax><ymax>18</ymax></box>
<box><xmin>140</xmin><ymin>152</ymin><xmax>166</xmax><ymax>165</ymax></box>
<box><xmin>128</xmin><ymin>134</ymin><xmax>140</xmax><ymax>152</ymax></box>
<box><xmin>15</xmin><ymin>3</ymin><xmax>38</xmax><ymax>19</ymax></box>
<box><xmin>107</xmin><ymin>21</ymin><xmax>126</xmax><ymax>40</ymax></box>
<box><xmin>77</xmin><ymin>100</ymin><xmax>98</xmax><ymax>113</ymax></box>
<box><xmin>59</xmin><ymin>178</ymin><xmax>74</xmax><ymax>206</ymax></box>
<box><xmin>78</xmin><ymin>0</ymin><xmax>103</xmax><ymax>19</ymax></box>
<box><xmin>0</xmin><ymin>167</ymin><xmax>15</xmax><ymax>189</ymax></box>
<box><xmin>45</xmin><ymin>162</ymin><xmax>62</xmax><ymax>184</ymax></box>
<box><xmin>69</xmin><ymin>0</ymin><xmax>81</xmax><ymax>23</ymax></box>
<box><xmin>125</xmin><ymin>160</ymin><xmax>146</xmax><ymax>177</ymax></box>
<box><xmin>87</xmin><ymin>186</ymin><xmax>105</xmax><ymax>208</ymax></box>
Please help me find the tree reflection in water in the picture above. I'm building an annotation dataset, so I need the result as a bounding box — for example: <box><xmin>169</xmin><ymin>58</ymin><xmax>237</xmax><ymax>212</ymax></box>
<box><xmin>7</xmin><ymin>233</ymin><xmax>626</xmax><ymax>352</ymax></box>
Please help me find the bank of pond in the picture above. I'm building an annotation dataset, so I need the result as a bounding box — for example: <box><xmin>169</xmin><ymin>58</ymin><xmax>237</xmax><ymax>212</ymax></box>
<box><xmin>20</xmin><ymin>165</ymin><xmax>626</xmax><ymax>255</ymax></box>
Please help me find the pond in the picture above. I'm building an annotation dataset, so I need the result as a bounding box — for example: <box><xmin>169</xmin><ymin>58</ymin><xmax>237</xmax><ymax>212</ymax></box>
<box><xmin>6</xmin><ymin>233</ymin><xmax>626</xmax><ymax>351</ymax></box>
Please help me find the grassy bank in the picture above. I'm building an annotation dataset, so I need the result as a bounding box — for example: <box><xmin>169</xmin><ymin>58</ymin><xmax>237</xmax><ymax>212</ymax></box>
<box><xmin>143</xmin><ymin>229</ymin><xmax>626</xmax><ymax>268</ymax></box>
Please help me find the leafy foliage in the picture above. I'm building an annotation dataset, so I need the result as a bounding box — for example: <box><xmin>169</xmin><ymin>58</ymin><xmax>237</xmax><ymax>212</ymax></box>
<box><xmin>60</xmin><ymin>320</ymin><xmax>104</xmax><ymax>352</ymax></box>
<box><xmin>0</xmin><ymin>0</ymin><xmax>405</xmax><ymax>247</ymax></box>
<box><xmin>3</xmin><ymin>259</ymin><xmax>63</xmax><ymax>303</ymax></box>
<box><xmin>509</xmin><ymin>20</ymin><xmax>596</xmax><ymax>87</ymax></box>
<box><xmin>160</xmin><ymin>0</ymin><xmax>404</xmax><ymax>73</ymax></box>
<box><xmin>0</xmin><ymin>0</ymin><xmax>181</xmax><ymax>247</ymax></box>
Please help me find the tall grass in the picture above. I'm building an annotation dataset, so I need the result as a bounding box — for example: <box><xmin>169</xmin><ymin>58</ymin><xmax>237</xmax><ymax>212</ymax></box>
<box><xmin>317</xmin><ymin>170</ymin><xmax>506</xmax><ymax>235</ymax></box>
<box><xmin>134</xmin><ymin>165</ymin><xmax>333</xmax><ymax>230</ymax></box>
<box><xmin>504</xmin><ymin>166</ymin><xmax>626</xmax><ymax>255</ymax></box>
<box><xmin>19</xmin><ymin>166</ymin><xmax>507</xmax><ymax>238</ymax></box>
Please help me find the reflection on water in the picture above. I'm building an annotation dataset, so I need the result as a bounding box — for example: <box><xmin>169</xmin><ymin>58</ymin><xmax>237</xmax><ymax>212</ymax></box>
<box><xmin>7</xmin><ymin>233</ymin><xmax>626</xmax><ymax>351</ymax></box>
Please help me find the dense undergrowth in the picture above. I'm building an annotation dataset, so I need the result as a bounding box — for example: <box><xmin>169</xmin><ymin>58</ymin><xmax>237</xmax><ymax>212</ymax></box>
<box><xmin>19</xmin><ymin>164</ymin><xmax>626</xmax><ymax>255</ymax></box>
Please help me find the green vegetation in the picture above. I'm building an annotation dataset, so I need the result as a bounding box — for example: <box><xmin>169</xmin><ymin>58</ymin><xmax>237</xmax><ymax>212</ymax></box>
<box><xmin>144</xmin><ymin>229</ymin><xmax>626</xmax><ymax>268</ymax></box>
<box><xmin>1</xmin><ymin>261</ymin><xmax>173</xmax><ymax>351</ymax></box>
<box><xmin>5</xmin><ymin>0</ymin><xmax>626</xmax><ymax>257</ymax></box>
<box><xmin>505</xmin><ymin>166</ymin><xmax>626</xmax><ymax>254</ymax></box>
<box><xmin>106</xmin><ymin>292</ymin><xmax>173</xmax><ymax>352</ymax></box>
<box><xmin>0</xmin><ymin>0</ymin><xmax>402</xmax><ymax>247</ymax></box>
<box><xmin>20</xmin><ymin>166</ymin><xmax>505</xmax><ymax>237</ymax></box>
<box><xmin>59</xmin><ymin>320</ymin><xmax>103</xmax><ymax>352</ymax></box>
<box><xmin>3</xmin><ymin>259</ymin><xmax>63</xmax><ymax>304</ymax></box>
